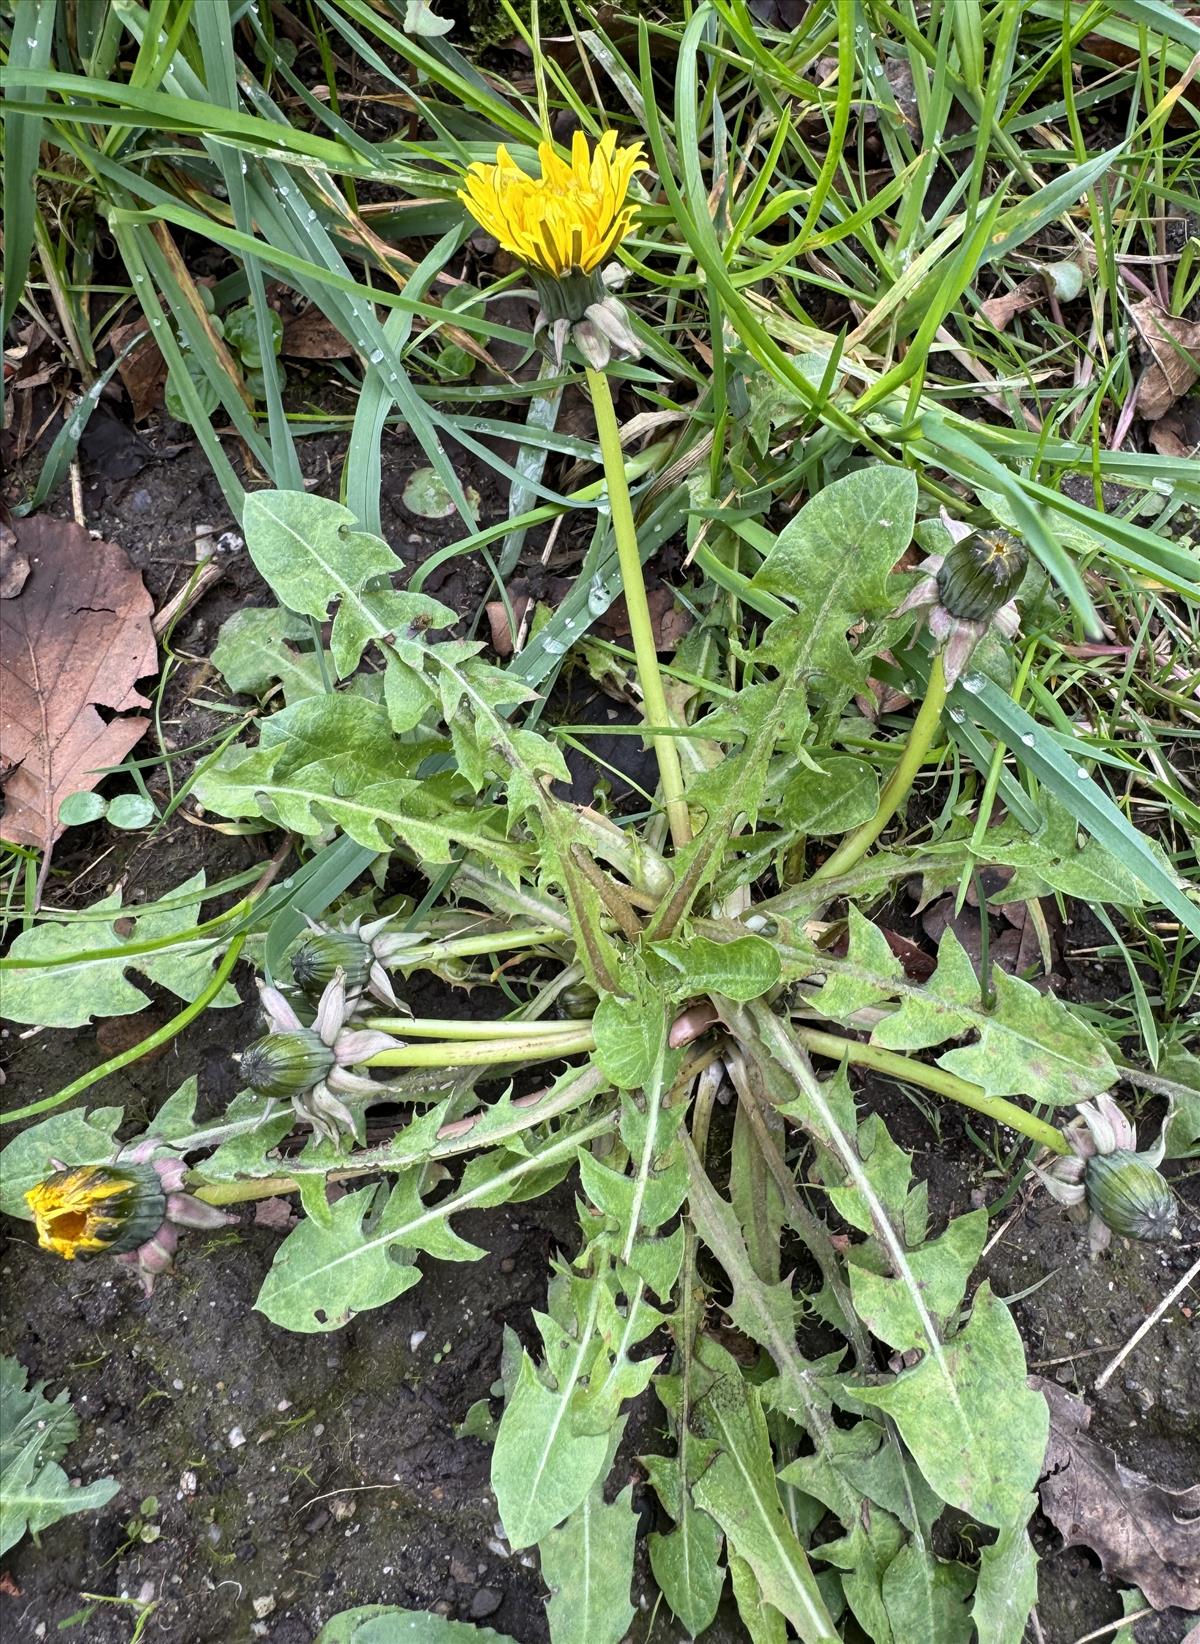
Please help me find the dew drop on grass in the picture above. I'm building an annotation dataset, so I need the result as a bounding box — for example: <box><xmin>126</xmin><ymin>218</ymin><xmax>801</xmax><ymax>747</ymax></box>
<box><xmin>368</xmin><ymin>349</ymin><xmax>384</xmax><ymax>364</ymax></box>
<box><xmin>541</xmin><ymin>635</ymin><xmax>568</xmax><ymax>656</ymax></box>
<box><xmin>1075</xmin><ymin>765</ymin><xmax>1090</xmax><ymax>781</ymax></box>
<box><xmin>587</xmin><ymin>576</ymin><xmax>608</xmax><ymax>615</ymax></box>
<box><xmin>947</xmin><ymin>704</ymin><xmax>966</xmax><ymax>723</ymax></box>
<box><xmin>1021</xmin><ymin>732</ymin><xmax>1035</xmax><ymax>746</ymax></box>
<box><xmin>960</xmin><ymin>674</ymin><xmax>983</xmax><ymax>693</ymax></box>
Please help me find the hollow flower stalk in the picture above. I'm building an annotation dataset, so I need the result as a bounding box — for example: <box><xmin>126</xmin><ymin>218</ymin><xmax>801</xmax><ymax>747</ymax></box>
<box><xmin>459</xmin><ymin>132</ymin><xmax>645</xmax><ymax>368</ymax></box>
<box><xmin>459</xmin><ymin>132</ymin><xmax>690</xmax><ymax>849</ymax></box>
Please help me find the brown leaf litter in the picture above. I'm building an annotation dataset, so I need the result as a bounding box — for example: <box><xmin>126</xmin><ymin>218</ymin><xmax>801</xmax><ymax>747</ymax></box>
<box><xmin>1034</xmin><ymin>1377</ymin><xmax>1200</xmax><ymax>1611</ymax></box>
<box><xmin>1129</xmin><ymin>298</ymin><xmax>1200</xmax><ymax>421</ymax></box>
<box><xmin>0</xmin><ymin>515</ymin><xmax>157</xmax><ymax>883</ymax></box>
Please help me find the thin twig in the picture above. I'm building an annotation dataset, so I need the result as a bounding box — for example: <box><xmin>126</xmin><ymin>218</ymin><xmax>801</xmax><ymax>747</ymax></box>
<box><xmin>69</xmin><ymin>459</ymin><xmax>86</xmax><ymax>526</ymax></box>
<box><xmin>297</xmin><ymin>1483</ymin><xmax>404</xmax><ymax>1512</ymax></box>
<box><xmin>1094</xmin><ymin>1255</ymin><xmax>1200</xmax><ymax>1391</ymax></box>
<box><xmin>1028</xmin><ymin>1344</ymin><xmax>1115</xmax><ymax>1370</ymax></box>
<box><xmin>1069</xmin><ymin>1607</ymin><xmax>1154</xmax><ymax>1644</ymax></box>
<box><xmin>152</xmin><ymin>558</ymin><xmax>224</xmax><ymax>638</ymax></box>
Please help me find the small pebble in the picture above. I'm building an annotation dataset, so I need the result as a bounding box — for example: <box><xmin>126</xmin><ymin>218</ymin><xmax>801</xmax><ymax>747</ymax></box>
<box><xmin>227</xmin><ymin>1426</ymin><xmax>246</xmax><ymax>1449</ymax></box>
<box><xmin>252</xmin><ymin>1596</ymin><xmax>275</xmax><ymax>1619</ymax></box>
<box><xmin>470</xmin><ymin>1589</ymin><xmax>503</xmax><ymax>1620</ymax></box>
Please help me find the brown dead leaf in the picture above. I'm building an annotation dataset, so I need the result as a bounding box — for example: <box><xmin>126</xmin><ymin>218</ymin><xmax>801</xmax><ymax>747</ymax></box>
<box><xmin>597</xmin><ymin>585</ymin><xmax>692</xmax><ymax>651</ymax></box>
<box><xmin>879</xmin><ymin>927</ymin><xmax>936</xmax><ymax>981</ymax></box>
<box><xmin>0</xmin><ymin>1571</ymin><xmax>21</xmax><ymax>1597</ymax></box>
<box><xmin>922</xmin><ymin>895</ymin><xmax>986</xmax><ymax>970</ymax></box>
<box><xmin>1149</xmin><ymin>403</ymin><xmax>1200</xmax><ymax>459</ymax></box>
<box><xmin>281</xmin><ymin>304</ymin><xmax>357</xmax><ymax>360</ymax></box>
<box><xmin>0</xmin><ymin>524</ymin><xmax>30</xmax><ymax>598</ymax></box>
<box><xmin>0</xmin><ymin>516</ymin><xmax>157</xmax><ymax>858</ymax></box>
<box><xmin>1130</xmin><ymin>298</ymin><xmax>1200</xmax><ymax>420</ymax></box>
<box><xmin>1034</xmin><ymin>1377</ymin><xmax>1200</xmax><ymax>1611</ymax></box>
<box><xmin>486</xmin><ymin>594</ymin><xmax>532</xmax><ymax>659</ymax></box>
<box><xmin>980</xmin><ymin>276</ymin><xmax>1045</xmax><ymax>331</ymax></box>
<box><xmin>254</xmin><ymin>1197</ymin><xmax>299</xmax><ymax>1231</ymax></box>
<box><xmin>1082</xmin><ymin>26</ymin><xmax>1200</xmax><ymax>128</ymax></box>
<box><xmin>95</xmin><ymin>1011</ymin><xmax>169</xmax><ymax>1064</ymax></box>
<box><xmin>109</xmin><ymin>319</ymin><xmax>168</xmax><ymax>421</ymax></box>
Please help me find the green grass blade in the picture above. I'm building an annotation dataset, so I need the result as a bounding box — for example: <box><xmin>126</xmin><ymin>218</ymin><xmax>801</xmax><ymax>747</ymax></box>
<box><xmin>1</xmin><ymin>0</ymin><xmax>57</xmax><ymax>335</ymax></box>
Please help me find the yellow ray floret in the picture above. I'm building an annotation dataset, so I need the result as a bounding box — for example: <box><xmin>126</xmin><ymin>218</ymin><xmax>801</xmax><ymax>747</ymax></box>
<box><xmin>25</xmin><ymin>1166</ymin><xmax>139</xmax><ymax>1259</ymax></box>
<box><xmin>459</xmin><ymin>131</ymin><xmax>646</xmax><ymax>277</ymax></box>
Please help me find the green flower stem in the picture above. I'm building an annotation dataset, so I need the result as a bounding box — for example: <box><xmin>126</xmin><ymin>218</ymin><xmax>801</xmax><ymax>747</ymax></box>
<box><xmin>0</xmin><ymin>897</ymin><xmax>252</xmax><ymax>972</ymax></box>
<box><xmin>192</xmin><ymin>1166</ymin><xmax>388</xmax><ymax>1206</ymax></box>
<box><xmin>793</xmin><ymin>1024</ymin><xmax>1069</xmax><ymax>1155</ymax></box>
<box><xmin>1</xmin><ymin>934</ymin><xmax>248</xmax><ymax>1126</ymax></box>
<box><xmin>193</xmin><ymin>1174</ymin><xmax>306</xmax><ymax>1206</ymax></box>
<box><xmin>585</xmin><ymin>365</ymin><xmax>691</xmax><ymax>849</ymax></box>
<box><xmin>363</xmin><ymin>1016</ymin><xmax>589</xmax><ymax>1040</ymax></box>
<box><xmin>393</xmin><ymin>927</ymin><xmax>562</xmax><ymax>963</ymax></box>
<box><xmin>364</xmin><ymin>1028</ymin><xmax>595</xmax><ymax>1068</ymax></box>
<box><xmin>812</xmin><ymin>651</ymin><xmax>950</xmax><ymax>882</ymax></box>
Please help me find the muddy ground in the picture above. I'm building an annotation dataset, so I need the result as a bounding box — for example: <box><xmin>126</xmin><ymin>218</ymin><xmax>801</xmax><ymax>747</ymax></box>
<box><xmin>2</xmin><ymin>424</ymin><xmax>1198</xmax><ymax>1644</ymax></box>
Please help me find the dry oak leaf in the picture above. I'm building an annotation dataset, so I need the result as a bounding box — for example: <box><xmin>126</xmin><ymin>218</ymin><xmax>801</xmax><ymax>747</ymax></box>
<box><xmin>1130</xmin><ymin>298</ymin><xmax>1200</xmax><ymax>421</ymax></box>
<box><xmin>281</xmin><ymin>304</ymin><xmax>357</xmax><ymax>360</ymax></box>
<box><xmin>1033</xmin><ymin>1377</ymin><xmax>1200</xmax><ymax>1611</ymax></box>
<box><xmin>0</xmin><ymin>515</ymin><xmax>157</xmax><ymax>852</ymax></box>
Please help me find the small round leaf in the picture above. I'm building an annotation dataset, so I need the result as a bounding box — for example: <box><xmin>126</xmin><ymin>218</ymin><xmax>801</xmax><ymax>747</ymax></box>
<box><xmin>58</xmin><ymin>791</ymin><xmax>108</xmax><ymax>826</ymax></box>
<box><xmin>402</xmin><ymin>467</ymin><xmax>481</xmax><ymax>520</ymax></box>
<box><xmin>105</xmin><ymin>793</ymin><xmax>157</xmax><ymax>830</ymax></box>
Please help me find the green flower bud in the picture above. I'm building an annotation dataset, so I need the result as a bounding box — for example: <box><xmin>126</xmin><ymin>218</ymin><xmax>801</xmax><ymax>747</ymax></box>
<box><xmin>936</xmin><ymin>528</ymin><xmax>1028</xmax><ymax>622</ymax></box>
<box><xmin>292</xmin><ymin>931</ymin><xmax>372</xmax><ymax>995</ymax></box>
<box><xmin>25</xmin><ymin>1164</ymin><xmax>167</xmax><ymax>1260</ymax></box>
<box><xmin>530</xmin><ymin>266</ymin><xmax>607</xmax><ymax>326</ymax></box>
<box><xmin>558</xmin><ymin>981</ymin><xmax>600</xmax><ymax>1020</ymax></box>
<box><xmin>240</xmin><ymin>1029</ymin><xmax>335</xmax><ymax>1098</ymax></box>
<box><xmin>1085</xmin><ymin>1151</ymin><xmax>1177</xmax><ymax>1242</ymax></box>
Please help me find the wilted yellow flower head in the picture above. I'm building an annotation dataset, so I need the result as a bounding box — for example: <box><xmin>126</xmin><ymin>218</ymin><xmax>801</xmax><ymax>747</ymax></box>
<box><xmin>25</xmin><ymin>1154</ymin><xmax>234</xmax><ymax>1291</ymax></box>
<box><xmin>25</xmin><ymin>1165</ymin><xmax>165</xmax><ymax>1261</ymax></box>
<box><xmin>459</xmin><ymin>131</ymin><xmax>645</xmax><ymax>278</ymax></box>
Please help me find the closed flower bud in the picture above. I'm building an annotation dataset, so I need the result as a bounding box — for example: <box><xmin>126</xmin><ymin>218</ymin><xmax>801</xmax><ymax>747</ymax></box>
<box><xmin>936</xmin><ymin>528</ymin><xmax>1028</xmax><ymax>623</ymax></box>
<box><xmin>240</xmin><ymin>1029</ymin><xmax>335</xmax><ymax>1098</ymax></box>
<box><xmin>558</xmin><ymin>981</ymin><xmax>600</xmax><ymax>1020</ymax></box>
<box><xmin>25</xmin><ymin>1165</ymin><xmax>167</xmax><ymax>1260</ymax></box>
<box><xmin>1085</xmin><ymin>1151</ymin><xmax>1177</xmax><ymax>1242</ymax></box>
<box><xmin>292</xmin><ymin>931</ymin><xmax>371</xmax><ymax>996</ymax></box>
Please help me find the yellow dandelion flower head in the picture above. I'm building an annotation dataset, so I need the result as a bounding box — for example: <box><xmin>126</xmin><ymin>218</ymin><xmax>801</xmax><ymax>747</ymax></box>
<box><xmin>458</xmin><ymin>130</ymin><xmax>646</xmax><ymax>278</ymax></box>
<box><xmin>25</xmin><ymin>1165</ymin><xmax>165</xmax><ymax>1261</ymax></box>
